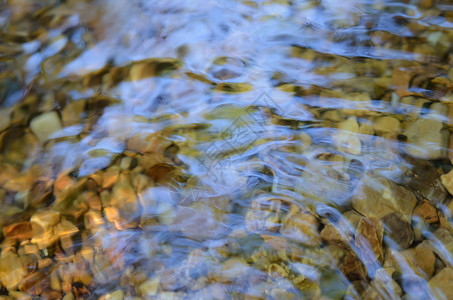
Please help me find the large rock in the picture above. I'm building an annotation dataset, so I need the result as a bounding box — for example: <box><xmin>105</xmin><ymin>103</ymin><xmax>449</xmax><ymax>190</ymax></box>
<box><xmin>351</xmin><ymin>176</ymin><xmax>417</xmax><ymax>220</ymax></box>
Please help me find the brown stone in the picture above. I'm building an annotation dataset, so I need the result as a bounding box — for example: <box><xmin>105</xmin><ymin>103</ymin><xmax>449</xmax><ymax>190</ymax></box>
<box><xmin>0</xmin><ymin>251</ymin><xmax>28</xmax><ymax>289</ymax></box>
<box><xmin>413</xmin><ymin>244</ymin><xmax>436</xmax><ymax>278</ymax></box>
<box><xmin>352</xmin><ymin>176</ymin><xmax>417</xmax><ymax>220</ymax></box>
<box><xmin>2</xmin><ymin>222</ymin><xmax>33</xmax><ymax>240</ymax></box>
<box><xmin>245</xmin><ymin>196</ymin><xmax>285</xmax><ymax>233</ymax></box>
<box><xmin>413</xmin><ymin>200</ymin><xmax>438</xmax><ymax>224</ymax></box>
<box><xmin>405</xmin><ymin>117</ymin><xmax>448</xmax><ymax>160</ymax></box>
<box><xmin>371</xmin><ymin>268</ymin><xmax>402</xmax><ymax>300</ymax></box>
<box><xmin>406</xmin><ymin>157</ymin><xmax>448</xmax><ymax>204</ymax></box>
<box><xmin>280</xmin><ymin>205</ymin><xmax>320</xmax><ymax>247</ymax></box>
<box><xmin>320</xmin><ymin>223</ymin><xmax>346</xmax><ymax>244</ymax></box>
<box><xmin>18</xmin><ymin>271</ymin><xmax>49</xmax><ymax>295</ymax></box>
<box><xmin>441</xmin><ymin>169</ymin><xmax>453</xmax><ymax>196</ymax></box>
<box><xmin>381</xmin><ymin>212</ymin><xmax>414</xmax><ymax>249</ymax></box>
<box><xmin>327</xmin><ymin>244</ymin><xmax>367</xmax><ymax>281</ymax></box>
<box><xmin>429</xmin><ymin>267</ymin><xmax>453</xmax><ymax>299</ymax></box>
<box><xmin>355</xmin><ymin>218</ymin><xmax>384</xmax><ymax>270</ymax></box>
<box><xmin>41</xmin><ymin>289</ymin><xmax>63</xmax><ymax>300</ymax></box>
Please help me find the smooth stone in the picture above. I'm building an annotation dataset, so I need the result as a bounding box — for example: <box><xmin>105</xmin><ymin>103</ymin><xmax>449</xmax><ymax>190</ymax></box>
<box><xmin>355</xmin><ymin>218</ymin><xmax>384</xmax><ymax>271</ymax></box>
<box><xmin>441</xmin><ymin>170</ymin><xmax>453</xmax><ymax>196</ymax></box>
<box><xmin>29</xmin><ymin>111</ymin><xmax>63</xmax><ymax>141</ymax></box>
<box><xmin>0</xmin><ymin>251</ymin><xmax>28</xmax><ymax>290</ymax></box>
<box><xmin>412</xmin><ymin>200</ymin><xmax>439</xmax><ymax>224</ymax></box>
<box><xmin>381</xmin><ymin>212</ymin><xmax>414</xmax><ymax>249</ymax></box>
<box><xmin>280</xmin><ymin>205</ymin><xmax>321</xmax><ymax>247</ymax></box>
<box><xmin>405</xmin><ymin>118</ymin><xmax>448</xmax><ymax>160</ymax></box>
<box><xmin>373</xmin><ymin>116</ymin><xmax>400</xmax><ymax>134</ymax></box>
<box><xmin>429</xmin><ymin>267</ymin><xmax>453</xmax><ymax>300</ymax></box>
<box><xmin>405</xmin><ymin>157</ymin><xmax>448</xmax><ymax>204</ymax></box>
<box><xmin>352</xmin><ymin>176</ymin><xmax>417</xmax><ymax>220</ymax></box>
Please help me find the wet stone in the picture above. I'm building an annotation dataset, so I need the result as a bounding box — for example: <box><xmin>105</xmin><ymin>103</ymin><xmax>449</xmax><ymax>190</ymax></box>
<box><xmin>428</xmin><ymin>267</ymin><xmax>453</xmax><ymax>300</ymax></box>
<box><xmin>381</xmin><ymin>212</ymin><xmax>414</xmax><ymax>249</ymax></box>
<box><xmin>412</xmin><ymin>200</ymin><xmax>438</xmax><ymax>224</ymax></box>
<box><xmin>404</xmin><ymin>118</ymin><xmax>449</xmax><ymax>160</ymax></box>
<box><xmin>405</xmin><ymin>157</ymin><xmax>448</xmax><ymax>204</ymax></box>
<box><xmin>0</xmin><ymin>251</ymin><xmax>28</xmax><ymax>290</ymax></box>
<box><xmin>245</xmin><ymin>195</ymin><xmax>286</xmax><ymax>233</ymax></box>
<box><xmin>280</xmin><ymin>204</ymin><xmax>321</xmax><ymax>247</ymax></box>
<box><xmin>354</xmin><ymin>218</ymin><xmax>384</xmax><ymax>272</ymax></box>
<box><xmin>352</xmin><ymin>175</ymin><xmax>417</xmax><ymax>220</ymax></box>
<box><xmin>2</xmin><ymin>222</ymin><xmax>33</xmax><ymax>240</ymax></box>
<box><xmin>327</xmin><ymin>244</ymin><xmax>368</xmax><ymax>282</ymax></box>
<box><xmin>29</xmin><ymin>111</ymin><xmax>63</xmax><ymax>142</ymax></box>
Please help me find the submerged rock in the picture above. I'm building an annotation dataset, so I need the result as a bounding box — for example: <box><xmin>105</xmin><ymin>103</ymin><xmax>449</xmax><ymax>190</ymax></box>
<box><xmin>280</xmin><ymin>204</ymin><xmax>321</xmax><ymax>247</ymax></box>
<box><xmin>404</xmin><ymin>118</ymin><xmax>448</xmax><ymax>160</ymax></box>
<box><xmin>351</xmin><ymin>175</ymin><xmax>417</xmax><ymax>220</ymax></box>
<box><xmin>354</xmin><ymin>217</ymin><xmax>384</xmax><ymax>272</ymax></box>
<box><xmin>381</xmin><ymin>212</ymin><xmax>414</xmax><ymax>249</ymax></box>
<box><xmin>429</xmin><ymin>267</ymin><xmax>453</xmax><ymax>300</ymax></box>
<box><xmin>405</xmin><ymin>157</ymin><xmax>448</xmax><ymax>204</ymax></box>
<box><xmin>29</xmin><ymin>111</ymin><xmax>63</xmax><ymax>142</ymax></box>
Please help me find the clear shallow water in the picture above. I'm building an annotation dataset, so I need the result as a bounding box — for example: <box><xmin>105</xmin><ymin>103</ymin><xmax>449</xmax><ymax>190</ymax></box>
<box><xmin>0</xmin><ymin>0</ymin><xmax>453</xmax><ymax>299</ymax></box>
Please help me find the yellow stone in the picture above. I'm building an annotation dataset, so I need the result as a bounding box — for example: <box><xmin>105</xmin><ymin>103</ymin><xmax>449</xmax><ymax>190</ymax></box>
<box><xmin>29</xmin><ymin>111</ymin><xmax>63</xmax><ymax>141</ymax></box>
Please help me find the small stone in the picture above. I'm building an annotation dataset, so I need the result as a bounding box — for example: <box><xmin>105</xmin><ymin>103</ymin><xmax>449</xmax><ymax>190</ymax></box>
<box><xmin>110</xmin><ymin>173</ymin><xmax>139</xmax><ymax>221</ymax></box>
<box><xmin>333</xmin><ymin>117</ymin><xmax>362</xmax><ymax>155</ymax></box>
<box><xmin>359</xmin><ymin>123</ymin><xmax>375</xmax><ymax>136</ymax></box>
<box><xmin>245</xmin><ymin>196</ymin><xmax>285</xmax><ymax>233</ymax></box>
<box><xmin>327</xmin><ymin>244</ymin><xmax>367</xmax><ymax>281</ymax></box>
<box><xmin>50</xmin><ymin>271</ymin><xmax>61</xmax><ymax>291</ymax></box>
<box><xmin>40</xmin><ymin>289</ymin><xmax>62</xmax><ymax>300</ymax></box>
<box><xmin>343</xmin><ymin>210</ymin><xmax>362</xmax><ymax>229</ymax></box>
<box><xmin>101</xmin><ymin>289</ymin><xmax>124</xmax><ymax>300</ymax></box>
<box><xmin>0</xmin><ymin>251</ymin><xmax>28</xmax><ymax>290</ymax></box>
<box><xmin>355</xmin><ymin>218</ymin><xmax>384</xmax><ymax>271</ymax></box>
<box><xmin>2</xmin><ymin>222</ymin><xmax>33</xmax><ymax>240</ymax></box>
<box><xmin>54</xmin><ymin>218</ymin><xmax>79</xmax><ymax>238</ymax></box>
<box><xmin>371</xmin><ymin>268</ymin><xmax>403</xmax><ymax>299</ymax></box>
<box><xmin>429</xmin><ymin>267</ymin><xmax>453</xmax><ymax>300</ymax></box>
<box><xmin>406</xmin><ymin>157</ymin><xmax>448</xmax><ymax>204</ymax></box>
<box><xmin>280</xmin><ymin>205</ymin><xmax>320</xmax><ymax>247</ymax></box>
<box><xmin>381</xmin><ymin>212</ymin><xmax>414</xmax><ymax>249</ymax></box>
<box><xmin>441</xmin><ymin>169</ymin><xmax>453</xmax><ymax>196</ymax></box>
<box><xmin>120</xmin><ymin>158</ymin><xmax>132</xmax><ymax>172</ymax></box>
<box><xmin>405</xmin><ymin>118</ymin><xmax>448</xmax><ymax>160</ymax></box>
<box><xmin>373</xmin><ymin>116</ymin><xmax>400</xmax><ymax>134</ymax></box>
<box><xmin>62</xmin><ymin>100</ymin><xmax>86</xmax><ymax>127</ymax></box>
<box><xmin>18</xmin><ymin>271</ymin><xmax>48</xmax><ymax>295</ymax></box>
<box><xmin>218</xmin><ymin>257</ymin><xmax>250</xmax><ymax>282</ymax></box>
<box><xmin>320</xmin><ymin>223</ymin><xmax>346</xmax><ymax>244</ymax></box>
<box><xmin>413</xmin><ymin>200</ymin><xmax>438</xmax><ymax>224</ymax></box>
<box><xmin>140</xmin><ymin>277</ymin><xmax>160</xmax><ymax>297</ymax></box>
<box><xmin>339</xmin><ymin>117</ymin><xmax>360</xmax><ymax>133</ymax></box>
<box><xmin>73</xmin><ymin>253</ymin><xmax>92</xmax><ymax>286</ymax></box>
<box><xmin>30</xmin><ymin>210</ymin><xmax>61</xmax><ymax>249</ymax></box>
<box><xmin>414</xmin><ymin>244</ymin><xmax>436</xmax><ymax>278</ymax></box>
<box><xmin>29</xmin><ymin>111</ymin><xmax>63</xmax><ymax>141</ymax></box>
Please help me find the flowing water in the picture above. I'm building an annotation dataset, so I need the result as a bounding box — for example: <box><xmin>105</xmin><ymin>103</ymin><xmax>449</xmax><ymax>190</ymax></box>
<box><xmin>1</xmin><ymin>0</ymin><xmax>453</xmax><ymax>299</ymax></box>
